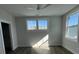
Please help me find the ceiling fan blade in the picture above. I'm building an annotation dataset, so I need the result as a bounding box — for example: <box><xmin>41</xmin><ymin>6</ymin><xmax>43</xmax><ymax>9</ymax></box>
<box><xmin>37</xmin><ymin>4</ymin><xmax>40</xmax><ymax>10</ymax></box>
<box><xmin>43</xmin><ymin>4</ymin><xmax>51</xmax><ymax>9</ymax></box>
<box><xmin>36</xmin><ymin>4</ymin><xmax>51</xmax><ymax>10</ymax></box>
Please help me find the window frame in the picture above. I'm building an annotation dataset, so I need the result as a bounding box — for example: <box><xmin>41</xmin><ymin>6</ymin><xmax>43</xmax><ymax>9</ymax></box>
<box><xmin>26</xmin><ymin>18</ymin><xmax>48</xmax><ymax>31</ymax></box>
<box><xmin>65</xmin><ymin>11</ymin><xmax>79</xmax><ymax>41</ymax></box>
<box><xmin>38</xmin><ymin>19</ymin><xmax>48</xmax><ymax>30</ymax></box>
<box><xmin>26</xmin><ymin>19</ymin><xmax>37</xmax><ymax>31</ymax></box>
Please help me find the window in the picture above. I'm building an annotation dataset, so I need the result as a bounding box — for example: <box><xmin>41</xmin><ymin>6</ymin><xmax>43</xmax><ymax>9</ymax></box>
<box><xmin>26</xmin><ymin>19</ymin><xmax>48</xmax><ymax>30</ymax></box>
<box><xmin>38</xmin><ymin>20</ymin><xmax>48</xmax><ymax>30</ymax></box>
<box><xmin>66</xmin><ymin>12</ymin><xmax>79</xmax><ymax>39</ymax></box>
<box><xmin>27</xmin><ymin>20</ymin><xmax>37</xmax><ymax>30</ymax></box>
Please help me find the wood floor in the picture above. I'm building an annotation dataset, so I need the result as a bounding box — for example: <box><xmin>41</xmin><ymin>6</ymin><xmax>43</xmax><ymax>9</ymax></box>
<box><xmin>8</xmin><ymin>46</ymin><xmax>72</xmax><ymax>54</ymax></box>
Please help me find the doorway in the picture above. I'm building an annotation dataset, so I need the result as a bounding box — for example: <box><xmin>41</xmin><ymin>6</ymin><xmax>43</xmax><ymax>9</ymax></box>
<box><xmin>1</xmin><ymin>22</ymin><xmax>12</xmax><ymax>54</ymax></box>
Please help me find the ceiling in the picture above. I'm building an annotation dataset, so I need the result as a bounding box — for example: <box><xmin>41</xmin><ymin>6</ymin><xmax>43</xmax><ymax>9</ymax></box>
<box><xmin>0</xmin><ymin>4</ymin><xmax>77</xmax><ymax>17</ymax></box>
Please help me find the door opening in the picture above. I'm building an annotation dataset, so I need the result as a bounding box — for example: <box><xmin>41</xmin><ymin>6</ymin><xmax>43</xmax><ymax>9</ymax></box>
<box><xmin>1</xmin><ymin>22</ymin><xmax>12</xmax><ymax>54</ymax></box>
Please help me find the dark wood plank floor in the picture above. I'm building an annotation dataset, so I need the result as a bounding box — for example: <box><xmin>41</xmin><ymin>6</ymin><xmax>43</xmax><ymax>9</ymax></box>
<box><xmin>8</xmin><ymin>46</ymin><xmax>72</xmax><ymax>54</ymax></box>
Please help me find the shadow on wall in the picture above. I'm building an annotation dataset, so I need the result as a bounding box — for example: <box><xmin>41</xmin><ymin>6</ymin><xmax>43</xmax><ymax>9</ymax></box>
<box><xmin>32</xmin><ymin>34</ymin><xmax>49</xmax><ymax>50</ymax></box>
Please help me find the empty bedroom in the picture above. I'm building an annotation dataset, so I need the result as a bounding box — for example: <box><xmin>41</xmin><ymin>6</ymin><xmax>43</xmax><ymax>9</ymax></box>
<box><xmin>0</xmin><ymin>4</ymin><xmax>79</xmax><ymax>54</ymax></box>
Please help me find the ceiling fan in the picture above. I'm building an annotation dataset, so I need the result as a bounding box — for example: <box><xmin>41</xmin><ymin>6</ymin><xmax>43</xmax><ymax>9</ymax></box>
<box><xmin>36</xmin><ymin>4</ymin><xmax>51</xmax><ymax>10</ymax></box>
<box><xmin>33</xmin><ymin>4</ymin><xmax>51</xmax><ymax>16</ymax></box>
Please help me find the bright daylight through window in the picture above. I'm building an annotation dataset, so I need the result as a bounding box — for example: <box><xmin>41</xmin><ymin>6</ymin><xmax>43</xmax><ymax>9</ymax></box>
<box><xmin>27</xmin><ymin>19</ymin><xmax>48</xmax><ymax>30</ymax></box>
<box><xmin>66</xmin><ymin>12</ymin><xmax>79</xmax><ymax>40</ymax></box>
<box><xmin>27</xmin><ymin>20</ymin><xmax>37</xmax><ymax>30</ymax></box>
<box><xmin>38</xmin><ymin>20</ymin><xmax>48</xmax><ymax>30</ymax></box>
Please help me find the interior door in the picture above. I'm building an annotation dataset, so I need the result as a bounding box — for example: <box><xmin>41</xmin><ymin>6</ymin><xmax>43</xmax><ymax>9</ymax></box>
<box><xmin>1</xmin><ymin>22</ymin><xmax>12</xmax><ymax>54</ymax></box>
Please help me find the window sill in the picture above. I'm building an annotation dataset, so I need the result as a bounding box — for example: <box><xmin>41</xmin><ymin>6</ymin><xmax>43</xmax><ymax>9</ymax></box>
<box><xmin>27</xmin><ymin>30</ymin><xmax>48</xmax><ymax>32</ymax></box>
<box><xmin>65</xmin><ymin>37</ymin><xmax>77</xmax><ymax>42</ymax></box>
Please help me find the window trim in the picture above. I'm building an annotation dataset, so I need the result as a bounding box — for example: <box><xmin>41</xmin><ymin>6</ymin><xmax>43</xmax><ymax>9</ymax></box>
<box><xmin>26</xmin><ymin>19</ymin><xmax>48</xmax><ymax>31</ymax></box>
<box><xmin>65</xmin><ymin>11</ymin><xmax>79</xmax><ymax>41</ymax></box>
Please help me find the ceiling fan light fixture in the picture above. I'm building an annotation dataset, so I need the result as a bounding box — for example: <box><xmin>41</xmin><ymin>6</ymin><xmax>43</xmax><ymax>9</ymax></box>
<box><xmin>36</xmin><ymin>4</ymin><xmax>51</xmax><ymax>10</ymax></box>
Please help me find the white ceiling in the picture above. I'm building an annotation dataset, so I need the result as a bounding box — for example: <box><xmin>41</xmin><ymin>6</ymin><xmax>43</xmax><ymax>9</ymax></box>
<box><xmin>0</xmin><ymin>4</ymin><xmax>77</xmax><ymax>16</ymax></box>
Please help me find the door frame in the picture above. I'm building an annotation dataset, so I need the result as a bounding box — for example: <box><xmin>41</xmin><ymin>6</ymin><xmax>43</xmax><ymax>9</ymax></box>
<box><xmin>0</xmin><ymin>19</ymin><xmax>13</xmax><ymax>54</ymax></box>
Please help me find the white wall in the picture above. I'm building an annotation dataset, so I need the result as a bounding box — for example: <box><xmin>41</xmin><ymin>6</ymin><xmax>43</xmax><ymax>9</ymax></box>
<box><xmin>62</xmin><ymin>6</ymin><xmax>79</xmax><ymax>54</ymax></box>
<box><xmin>48</xmin><ymin>16</ymin><xmax>62</xmax><ymax>46</ymax></box>
<box><xmin>0</xmin><ymin>8</ymin><xmax>17</xmax><ymax>54</ymax></box>
<box><xmin>15</xmin><ymin>16</ymin><xmax>62</xmax><ymax>47</ymax></box>
<box><xmin>15</xmin><ymin>17</ymin><xmax>48</xmax><ymax>47</ymax></box>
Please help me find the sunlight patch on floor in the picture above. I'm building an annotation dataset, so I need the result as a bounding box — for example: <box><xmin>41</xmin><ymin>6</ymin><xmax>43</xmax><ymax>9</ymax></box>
<box><xmin>32</xmin><ymin>34</ymin><xmax>49</xmax><ymax>50</ymax></box>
